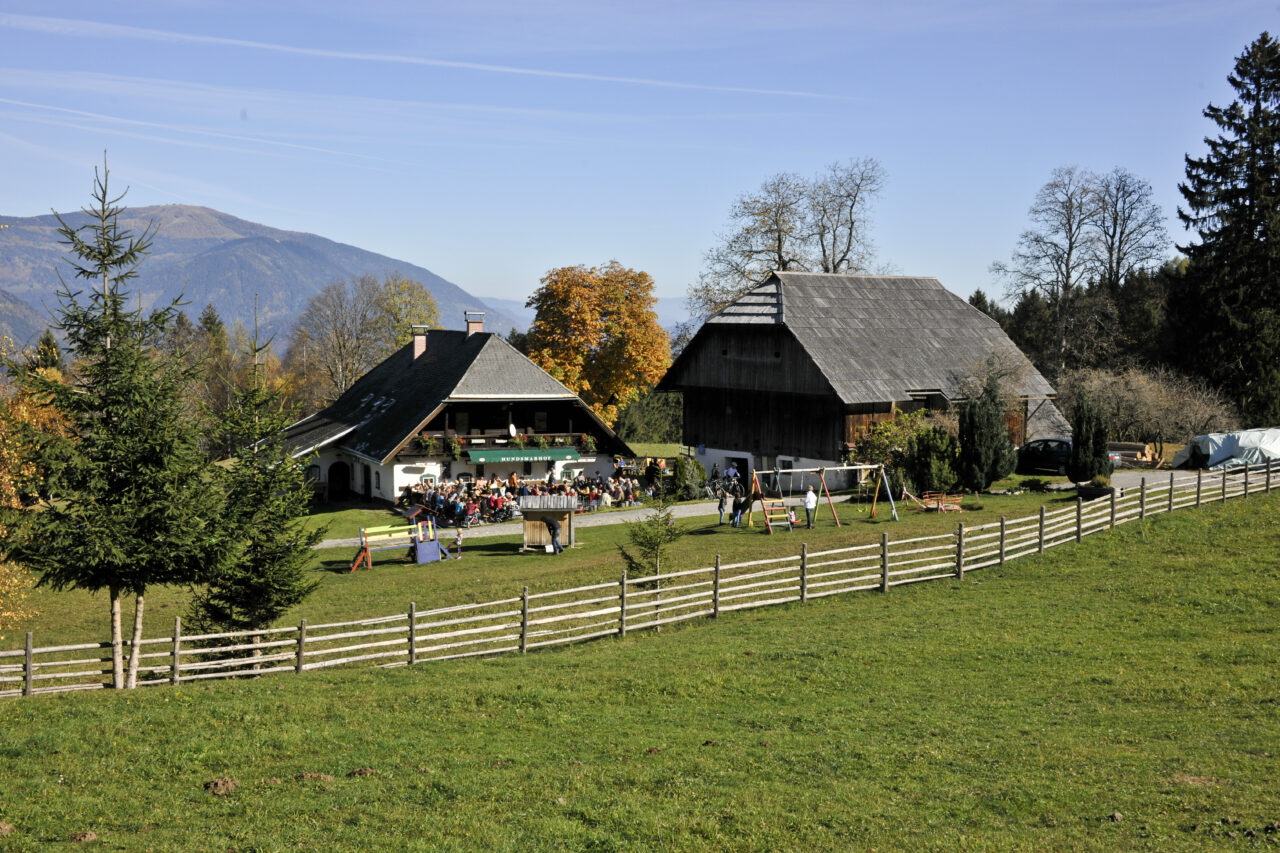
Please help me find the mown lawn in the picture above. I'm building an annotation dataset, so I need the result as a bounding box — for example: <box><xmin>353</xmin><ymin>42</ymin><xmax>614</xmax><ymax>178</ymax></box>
<box><xmin>1</xmin><ymin>492</ymin><xmax>1277</xmax><ymax>850</ymax></box>
<box><xmin>15</xmin><ymin>488</ymin><xmax>1075</xmax><ymax>647</ymax></box>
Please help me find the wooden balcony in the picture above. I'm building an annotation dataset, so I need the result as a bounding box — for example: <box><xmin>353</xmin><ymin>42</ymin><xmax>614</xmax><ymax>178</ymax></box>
<box><xmin>399</xmin><ymin>431</ymin><xmax>599</xmax><ymax>460</ymax></box>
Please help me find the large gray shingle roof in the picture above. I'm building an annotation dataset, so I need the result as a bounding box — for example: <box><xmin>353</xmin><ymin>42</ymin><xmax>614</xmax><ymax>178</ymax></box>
<box><xmin>706</xmin><ymin>272</ymin><xmax>1055</xmax><ymax>403</ymax></box>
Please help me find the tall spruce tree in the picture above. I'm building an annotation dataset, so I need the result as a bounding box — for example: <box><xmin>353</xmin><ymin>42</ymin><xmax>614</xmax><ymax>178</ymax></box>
<box><xmin>957</xmin><ymin>365</ymin><xmax>1016</xmax><ymax>491</ymax></box>
<box><xmin>188</xmin><ymin>325</ymin><xmax>322</xmax><ymax>638</ymax></box>
<box><xmin>1177</xmin><ymin>32</ymin><xmax>1280</xmax><ymax>425</ymax></box>
<box><xmin>1066</xmin><ymin>389</ymin><xmax>1112</xmax><ymax>483</ymax></box>
<box><xmin>2</xmin><ymin>163</ymin><xmax>226</xmax><ymax>688</ymax></box>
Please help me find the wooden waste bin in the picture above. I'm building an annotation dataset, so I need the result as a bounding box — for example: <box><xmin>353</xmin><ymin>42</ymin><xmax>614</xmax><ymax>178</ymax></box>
<box><xmin>519</xmin><ymin>495</ymin><xmax>578</xmax><ymax>551</ymax></box>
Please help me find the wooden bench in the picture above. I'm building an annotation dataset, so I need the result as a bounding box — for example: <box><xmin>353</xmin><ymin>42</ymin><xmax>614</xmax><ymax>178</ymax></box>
<box><xmin>922</xmin><ymin>492</ymin><xmax>963</xmax><ymax>513</ymax></box>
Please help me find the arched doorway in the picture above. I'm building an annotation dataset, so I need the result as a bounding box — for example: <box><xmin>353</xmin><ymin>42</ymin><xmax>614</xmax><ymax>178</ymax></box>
<box><xmin>328</xmin><ymin>461</ymin><xmax>351</xmax><ymax>500</ymax></box>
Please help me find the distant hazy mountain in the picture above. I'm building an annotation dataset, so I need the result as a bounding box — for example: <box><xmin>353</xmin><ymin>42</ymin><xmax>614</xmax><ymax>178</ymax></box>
<box><xmin>482</xmin><ymin>295</ymin><xmax>690</xmax><ymax>334</ymax></box>
<box><xmin>0</xmin><ymin>287</ymin><xmax>46</xmax><ymax>347</ymax></box>
<box><xmin>0</xmin><ymin>205</ymin><xmax>521</xmax><ymax>341</ymax></box>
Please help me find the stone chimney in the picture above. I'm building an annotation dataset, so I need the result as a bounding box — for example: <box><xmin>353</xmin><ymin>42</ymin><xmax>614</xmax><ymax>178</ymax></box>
<box><xmin>465</xmin><ymin>311</ymin><xmax>485</xmax><ymax>336</ymax></box>
<box><xmin>411</xmin><ymin>325</ymin><xmax>431</xmax><ymax>359</ymax></box>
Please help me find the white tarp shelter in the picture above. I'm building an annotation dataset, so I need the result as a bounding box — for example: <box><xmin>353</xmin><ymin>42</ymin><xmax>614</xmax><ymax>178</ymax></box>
<box><xmin>1172</xmin><ymin>427</ymin><xmax>1280</xmax><ymax>469</ymax></box>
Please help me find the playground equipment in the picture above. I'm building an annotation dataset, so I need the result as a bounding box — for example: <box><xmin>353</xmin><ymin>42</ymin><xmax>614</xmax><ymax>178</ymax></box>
<box><xmin>349</xmin><ymin>518</ymin><xmax>448</xmax><ymax>571</ymax></box>
<box><xmin>745</xmin><ymin>463</ymin><xmax>898</xmax><ymax>531</ymax></box>
<box><xmin>900</xmin><ymin>486</ymin><xmax>963</xmax><ymax>512</ymax></box>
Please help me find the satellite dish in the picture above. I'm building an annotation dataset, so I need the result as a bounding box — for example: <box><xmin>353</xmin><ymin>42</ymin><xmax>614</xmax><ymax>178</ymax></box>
<box><xmin>508</xmin><ymin>424</ymin><xmax>517</xmax><ymax>437</ymax></box>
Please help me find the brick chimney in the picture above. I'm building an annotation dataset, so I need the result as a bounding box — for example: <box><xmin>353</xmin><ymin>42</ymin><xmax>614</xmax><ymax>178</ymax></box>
<box><xmin>465</xmin><ymin>311</ymin><xmax>485</xmax><ymax>336</ymax></box>
<box><xmin>411</xmin><ymin>325</ymin><xmax>431</xmax><ymax>359</ymax></box>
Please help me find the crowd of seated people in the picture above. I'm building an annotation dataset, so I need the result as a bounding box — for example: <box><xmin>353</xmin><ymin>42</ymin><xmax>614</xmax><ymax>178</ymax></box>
<box><xmin>397</xmin><ymin>469</ymin><xmax>650</xmax><ymax>527</ymax></box>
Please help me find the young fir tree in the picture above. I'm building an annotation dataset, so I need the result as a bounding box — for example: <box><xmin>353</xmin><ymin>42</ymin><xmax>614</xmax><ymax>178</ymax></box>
<box><xmin>3</xmin><ymin>163</ymin><xmax>227</xmax><ymax>688</ymax></box>
<box><xmin>31</xmin><ymin>329</ymin><xmax>63</xmax><ymax>372</ymax></box>
<box><xmin>1177</xmin><ymin>32</ymin><xmax>1280</xmax><ymax>425</ymax></box>
<box><xmin>617</xmin><ymin>491</ymin><xmax>685</xmax><ymax>577</ymax></box>
<box><xmin>957</xmin><ymin>366</ymin><xmax>1016</xmax><ymax>492</ymax></box>
<box><xmin>1066</xmin><ymin>389</ymin><xmax>1112</xmax><ymax>484</ymax></box>
<box><xmin>617</xmin><ymin>492</ymin><xmax>686</xmax><ymax>629</ymax></box>
<box><xmin>187</xmin><ymin>324</ymin><xmax>322</xmax><ymax>638</ymax></box>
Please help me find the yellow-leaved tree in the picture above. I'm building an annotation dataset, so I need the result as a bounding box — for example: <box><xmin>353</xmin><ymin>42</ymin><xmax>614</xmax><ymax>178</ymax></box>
<box><xmin>0</xmin><ymin>336</ymin><xmax>70</xmax><ymax>635</ymax></box>
<box><xmin>525</xmin><ymin>262</ymin><xmax>671</xmax><ymax>425</ymax></box>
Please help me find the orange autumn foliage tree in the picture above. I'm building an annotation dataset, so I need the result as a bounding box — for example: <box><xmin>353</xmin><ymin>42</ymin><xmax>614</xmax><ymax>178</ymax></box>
<box><xmin>0</xmin><ymin>337</ymin><xmax>69</xmax><ymax>632</ymax></box>
<box><xmin>525</xmin><ymin>262</ymin><xmax>671</xmax><ymax>425</ymax></box>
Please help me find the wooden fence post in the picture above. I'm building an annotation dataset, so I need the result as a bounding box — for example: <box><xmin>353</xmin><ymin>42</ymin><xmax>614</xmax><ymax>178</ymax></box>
<box><xmin>295</xmin><ymin>619</ymin><xmax>307</xmax><ymax>675</ymax></box>
<box><xmin>520</xmin><ymin>586</ymin><xmax>529</xmax><ymax>653</ymax></box>
<box><xmin>1196</xmin><ymin>469</ymin><xmax>1202</xmax><ymax>506</ymax></box>
<box><xmin>1221</xmin><ymin>467</ymin><xmax>1227</xmax><ymax>502</ymax></box>
<box><xmin>24</xmin><ymin>632</ymin><xmax>33</xmax><ymax>697</ymax></box>
<box><xmin>1168</xmin><ymin>472</ymin><xmax>1175</xmax><ymax>513</ymax></box>
<box><xmin>1109</xmin><ymin>488</ymin><xmax>1117</xmax><ymax>529</ymax></box>
<box><xmin>620</xmin><ymin>570</ymin><xmax>629</xmax><ymax>635</ymax></box>
<box><xmin>800</xmin><ymin>543</ymin><xmax>808</xmax><ymax>603</ymax></box>
<box><xmin>1075</xmin><ymin>498</ymin><xmax>1083</xmax><ymax>544</ymax></box>
<box><xmin>880</xmin><ymin>533</ymin><xmax>889</xmax><ymax>592</ymax></box>
<box><xmin>955</xmin><ymin>523</ymin><xmax>964</xmax><ymax>579</ymax></box>
<box><xmin>408</xmin><ymin>602</ymin><xmax>417</xmax><ymax>666</ymax></box>
<box><xmin>171</xmin><ymin>616</ymin><xmax>181</xmax><ymax>686</ymax></box>
<box><xmin>1038</xmin><ymin>506</ymin><xmax>1046</xmax><ymax>554</ymax></box>
<box><xmin>1139</xmin><ymin>477</ymin><xmax>1146</xmax><ymax>520</ymax></box>
<box><xmin>713</xmin><ymin>557</ymin><xmax>721</xmax><ymax>619</ymax></box>
<box><xmin>999</xmin><ymin>516</ymin><xmax>1006</xmax><ymax>566</ymax></box>
<box><xmin>1244</xmin><ymin>464</ymin><xmax>1250</xmax><ymax>498</ymax></box>
<box><xmin>1267</xmin><ymin>458</ymin><xmax>1273</xmax><ymax>494</ymax></box>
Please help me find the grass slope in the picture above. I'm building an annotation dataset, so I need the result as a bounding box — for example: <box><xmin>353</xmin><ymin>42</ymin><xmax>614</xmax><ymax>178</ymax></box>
<box><xmin>18</xmin><ymin>491</ymin><xmax>1066</xmax><ymax>647</ymax></box>
<box><xmin>2</xmin><ymin>494</ymin><xmax>1278</xmax><ymax>850</ymax></box>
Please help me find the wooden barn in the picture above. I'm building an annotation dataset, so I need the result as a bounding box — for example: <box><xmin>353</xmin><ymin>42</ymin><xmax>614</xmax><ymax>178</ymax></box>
<box><xmin>657</xmin><ymin>272</ymin><xmax>1058</xmax><ymax>478</ymax></box>
<box><xmin>284</xmin><ymin>314</ymin><xmax>633</xmax><ymax>503</ymax></box>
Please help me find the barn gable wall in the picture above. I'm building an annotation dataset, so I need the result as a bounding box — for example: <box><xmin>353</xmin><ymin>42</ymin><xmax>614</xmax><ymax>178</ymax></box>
<box><xmin>665</xmin><ymin>326</ymin><xmax>831</xmax><ymax>395</ymax></box>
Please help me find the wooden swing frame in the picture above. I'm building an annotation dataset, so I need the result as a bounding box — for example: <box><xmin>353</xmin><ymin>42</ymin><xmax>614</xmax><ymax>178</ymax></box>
<box><xmin>744</xmin><ymin>463</ymin><xmax>898</xmax><ymax>530</ymax></box>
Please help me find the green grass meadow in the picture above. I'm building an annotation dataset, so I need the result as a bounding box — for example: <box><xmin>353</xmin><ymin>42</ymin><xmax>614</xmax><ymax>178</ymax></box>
<box><xmin>1</xmin><ymin>490</ymin><xmax>1278</xmax><ymax>849</ymax></box>
<box><xmin>16</xmin><ymin>488</ymin><xmax>1066</xmax><ymax>647</ymax></box>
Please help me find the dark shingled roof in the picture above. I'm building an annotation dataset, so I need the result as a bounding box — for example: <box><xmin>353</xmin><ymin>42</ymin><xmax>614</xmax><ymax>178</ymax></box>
<box><xmin>284</xmin><ymin>330</ymin><xmax>581</xmax><ymax>464</ymax></box>
<box><xmin>701</xmin><ymin>272</ymin><xmax>1055</xmax><ymax>403</ymax></box>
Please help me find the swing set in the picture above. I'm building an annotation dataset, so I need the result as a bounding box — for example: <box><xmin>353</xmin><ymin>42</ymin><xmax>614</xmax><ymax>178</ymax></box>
<box><xmin>744</xmin><ymin>463</ymin><xmax>898</xmax><ymax>533</ymax></box>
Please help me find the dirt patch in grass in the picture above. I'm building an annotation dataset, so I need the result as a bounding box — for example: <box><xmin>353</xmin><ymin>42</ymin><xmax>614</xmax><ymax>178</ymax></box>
<box><xmin>297</xmin><ymin>772</ymin><xmax>335</xmax><ymax>782</ymax></box>
<box><xmin>1172</xmin><ymin>772</ymin><xmax>1226</xmax><ymax>787</ymax></box>
<box><xmin>203</xmin><ymin>777</ymin><xmax>238</xmax><ymax>796</ymax></box>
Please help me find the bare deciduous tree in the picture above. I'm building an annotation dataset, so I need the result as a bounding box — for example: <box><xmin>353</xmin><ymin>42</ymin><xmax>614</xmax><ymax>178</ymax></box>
<box><xmin>689</xmin><ymin>158</ymin><xmax>885</xmax><ymax>317</ymax></box>
<box><xmin>285</xmin><ymin>272</ymin><xmax>440</xmax><ymax>410</ymax></box>
<box><xmin>991</xmin><ymin>166</ymin><xmax>1098</xmax><ymax>379</ymax></box>
<box><xmin>808</xmin><ymin>157</ymin><xmax>884</xmax><ymax>275</ymax></box>
<box><xmin>1090</xmin><ymin>167</ymin><xmax>1168</xmax><ymax>294</ymax></box>
<box><xmin>1056</xmin><ymin>366</ymin><xmax>1237</xmax><ymax>460</ymax></box>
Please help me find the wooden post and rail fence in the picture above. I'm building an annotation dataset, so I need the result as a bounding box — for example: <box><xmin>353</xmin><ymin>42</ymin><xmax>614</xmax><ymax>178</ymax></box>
<box><xmin>3</xmin><ymin>461</ymin><xmax>1275</xmax><ymax>699</ymax></box>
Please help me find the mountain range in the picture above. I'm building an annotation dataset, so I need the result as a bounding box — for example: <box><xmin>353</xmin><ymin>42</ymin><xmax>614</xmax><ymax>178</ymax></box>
<box><xmin>481</xmin><ymin>296</ymin><xmax>691</xmax><ymax>335</ymax></box>
<box><xmin>0</xmin><ymin>205</ymin><xmax>522</xmax><ymax>348</ymax></box>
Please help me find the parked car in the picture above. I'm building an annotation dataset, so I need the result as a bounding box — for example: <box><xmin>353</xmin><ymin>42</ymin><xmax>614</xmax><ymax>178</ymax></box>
<box><xmin>1017</xmin><ymin>439</ymin><xmax>1123</xmax><ymax>476</ymax></box>
<box><xmin>1017</xmin><ymin>438</ymin><xmax>1072</xmax><ymax>475</ymax></box>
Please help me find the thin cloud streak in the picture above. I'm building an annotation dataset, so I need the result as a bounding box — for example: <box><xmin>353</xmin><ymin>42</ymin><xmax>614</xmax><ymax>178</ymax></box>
<box><xmin>0</xmin><ymin>96</ymin><xmax>397</xmax><ymax>162</ymax></box>
<box><xmin>0</xmin><ymin>13</ymin><xmax>842</xmax><ymax>100</ymax></box>
<box><xmin>0</xmin><ymin>68</ymin><xmax>811</xmax><ymax>125</ymax></box>
<box><xmin>0</xmin><ymin>68</ymin><xmax>808</xmax><ymax>137</ymax></box>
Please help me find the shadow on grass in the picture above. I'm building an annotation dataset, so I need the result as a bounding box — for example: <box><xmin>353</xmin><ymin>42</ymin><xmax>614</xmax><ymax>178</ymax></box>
<box><xmin>315</xmin><ymin>539</ymin><xmax>532</xmax><ymax>573</ymax></box>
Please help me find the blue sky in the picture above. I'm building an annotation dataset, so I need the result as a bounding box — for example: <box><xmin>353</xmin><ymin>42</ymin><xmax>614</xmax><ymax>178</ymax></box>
<box><xmin>0</xmin><ymin>2</ymin><xmax>1274</xmax><ymax>309</ymax></box>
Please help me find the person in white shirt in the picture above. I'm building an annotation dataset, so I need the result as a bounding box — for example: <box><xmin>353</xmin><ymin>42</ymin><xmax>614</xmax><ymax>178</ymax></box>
<box><xmin>803</xmin><ymin>485</ymin><xmax>818</xmax><ymax>529</ymax></box>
